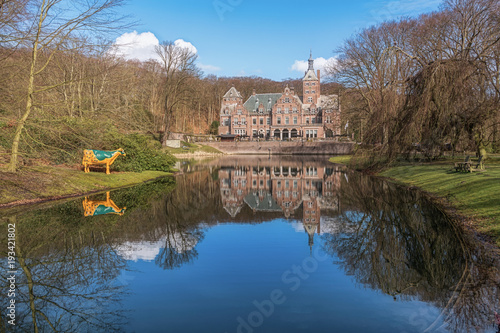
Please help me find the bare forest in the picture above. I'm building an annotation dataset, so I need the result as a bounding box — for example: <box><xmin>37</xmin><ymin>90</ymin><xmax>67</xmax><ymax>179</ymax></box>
<box><xmin>2</xmin><ymin>0</ymin><xmax>498</xmax><ymax>172</ymax></box>
<box><xmin>331</xmin><ymin>0</ymin><xmax>500</xmax><ymax>165</ymax></box>
<box><xmin>0</xmin><ymin>0</ymin><xmax>341</xmax><ymax>172</ymax></box>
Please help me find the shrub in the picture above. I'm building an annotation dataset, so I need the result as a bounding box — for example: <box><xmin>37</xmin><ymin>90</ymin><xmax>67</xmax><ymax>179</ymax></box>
<box><xmin>105</xmin><ymin>132</ymin><xmax>176</xmax><ymax>172</ymax></box>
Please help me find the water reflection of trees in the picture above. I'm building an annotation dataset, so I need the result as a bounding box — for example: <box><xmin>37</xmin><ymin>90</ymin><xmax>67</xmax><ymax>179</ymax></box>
<box><xmin>0</xmin><ymin>178</ymin><xmax>178</xmax><ymax>332</ymax></box>
<box><xmin>0</xmin><ymin>216</ymin><xmax>127</xmax><ymax>332</ymax></box>
<box><xmin>321</xmin><ymin>172</ymin><xmax>500</xmax><ymax>332</ymax></box>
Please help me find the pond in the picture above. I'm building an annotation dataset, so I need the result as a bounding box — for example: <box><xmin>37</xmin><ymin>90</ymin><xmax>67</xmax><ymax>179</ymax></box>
<box><xmin>1</xmin><ymin>156</ymin><xmax>499</xmax><ymax>333</ymax></box>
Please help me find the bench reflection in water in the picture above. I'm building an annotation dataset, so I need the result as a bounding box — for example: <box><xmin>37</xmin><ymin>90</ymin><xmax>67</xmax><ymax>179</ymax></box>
<box><xmin>82</xmin><ymin>191</ymin><xmax>126</xmax><ymax>216</ymax></box>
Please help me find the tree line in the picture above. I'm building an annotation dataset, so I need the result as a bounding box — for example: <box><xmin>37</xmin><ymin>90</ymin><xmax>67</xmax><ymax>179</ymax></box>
<box><xmin>0</xmin><ymin>0</ymin><xmax>342</xmax><ymax>172</ymax></box>
<box><xmin>330</xmin><ymin>0</ymin><xmax>499</xmax><ymax>164</ymax></box>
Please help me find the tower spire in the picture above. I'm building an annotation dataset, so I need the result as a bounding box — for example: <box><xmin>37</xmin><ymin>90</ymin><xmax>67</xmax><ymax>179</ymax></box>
<box><xmin>308</xmin><ymin>51</ymin><xmax>314</xmax><ymax>71</ymax></box>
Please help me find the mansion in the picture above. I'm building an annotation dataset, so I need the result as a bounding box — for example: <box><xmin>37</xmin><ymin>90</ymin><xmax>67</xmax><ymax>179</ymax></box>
<box><xmin>219</xmin><ymin>54</ymin><xmax>341</xmax><ymax>140</ymax></box>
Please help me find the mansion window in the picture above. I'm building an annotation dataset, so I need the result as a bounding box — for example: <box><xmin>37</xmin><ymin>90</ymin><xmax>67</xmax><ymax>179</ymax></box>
<box><xmin>285</xmin><ymin>97</ymin><xmax>290</xmax><ymax>103</ymax></box>
<box><xmin>306</xmin><ymin>91</ymin><xmax>310</xmax><ymax>94</ymax></box>
<box><xmin>306</xmin><ymin>117</ymin><xmax>310</xmax><ymax>124</ymax></box>
<box><xmin>267</xmin><ymin>118</ymin><xmax>271</xmax><ymax>125</ymax></box>
<box><xmin>293</xmin><ymin>107</ymin><xmax>297</xmax><ymax>113</ymax></box>
<box><xmin>242</xmin><ymin>117</ymin><xmax>246</xmax><ymax>124</ymax></box>
<box><xmin>277</xmin><ymin>117</ymin><xmax>281</xmax><ymax>125</ymax></box>
<box><xmin>308</xmin><ymin>97</ymin><xmax>313</xmax><ymax>103</ymax></box>
<box><xmin>253</xmin><ymin>118</ymin><xmax>257</xmax><ymax>125</ymax></box>
<box><xmin>259</xmin><ymin>108</ymin><xmax>264</xmax><ymax>113</ymax></box>
<box><xmin>237</xmin><ymin>109</ymin><xmax>242</xmax><ymax>115</ymax></box>
<box><xmin>312</xmin><ymin>118</ymin><xmax>316</xmax><ymax>124</ymax></box>
<box><xmin>312</xmin><ymin>90</ymin><xmax>316</xmax><ymax>94</ymax></box>
<box><xmin>293</xmin><ymin>116</ymin><xmax>297</xmax><ymax>124</ymax></box>
<box><xmin>260</xmin><ymin>118</ymin><xmax>264</xmax><ymax>125</ymax></box>
<box><xmin>285</xmin><ymin>108</ymin><xmax>289</xmax><ymax>113</ymax></box>
<box><xmin>285</xmin><ymin>117</ymin><xmax>289</xmax><ymax>125</ymax></box>
<box><xmin>312</xmin><ymin>83</ymin><xmax>316</xmax><ymax>86</ymax></box>
<box><xmin>305</xmin><ymin>83</ymin><xmax>310</xmax><ymax>86</ymax></box>
<box><xmin>277</xmin><ymin>107</ymin><xmax>281</xmax><ymax>113</ymax></box>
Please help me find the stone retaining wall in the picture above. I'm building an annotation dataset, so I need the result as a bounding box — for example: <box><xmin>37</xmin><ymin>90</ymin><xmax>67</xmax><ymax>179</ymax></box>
<box><xmin>202</xmin><ymin>141</ymin><xmax>354</xmax><ymax>155</ymax></box>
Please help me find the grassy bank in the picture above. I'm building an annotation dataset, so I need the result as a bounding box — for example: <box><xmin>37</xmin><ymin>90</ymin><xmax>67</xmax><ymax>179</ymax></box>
<box><xmin>0</xmin><ymin>165</ymin><xmax>171</xmax><ymax>207</ymax></box>
<box><xmin>164</xmin><ymin>141</ymin><xmax>223</xmax><ymax>155</ymax></box>
<box><xmin>330</xmin><ymin>155</ymin><xmax>500</xmax><ymax>246</ymax></box>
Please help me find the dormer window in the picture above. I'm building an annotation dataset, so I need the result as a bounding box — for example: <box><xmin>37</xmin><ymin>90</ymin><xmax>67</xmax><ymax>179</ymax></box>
<box><xmin>285</xmin><ymin>97</ymin><xmax>290</xmax><ymax>103</ymax></box>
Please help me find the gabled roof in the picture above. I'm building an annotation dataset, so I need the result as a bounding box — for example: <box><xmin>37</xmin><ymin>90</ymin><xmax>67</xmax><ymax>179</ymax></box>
<box><xmin>224</xmin><ymin>87</ymin><xmax>242</xmax><ymax>99</ymax></box>
<box><xmin>243</xmin><ymin>93</ymin><xmax>282</xmax><ymax>114</ymax></box>
<box><xmin>303</xmin><ymin>69</ymin><xmax>318</xmax><ymax>81</ymax></box>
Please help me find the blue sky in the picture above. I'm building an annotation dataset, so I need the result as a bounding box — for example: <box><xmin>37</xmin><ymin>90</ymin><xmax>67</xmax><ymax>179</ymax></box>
<box><xmin>113</xmin><ymin>0</ymin><xmax>442</xmax><ymax>80</ymax></box>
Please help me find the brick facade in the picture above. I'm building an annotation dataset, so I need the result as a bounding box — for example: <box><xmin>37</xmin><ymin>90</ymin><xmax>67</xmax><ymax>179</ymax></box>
<box><xmin>219</xmin><ymin>54</ymin><xmax>341</xmax><ymax>140</ymax></box>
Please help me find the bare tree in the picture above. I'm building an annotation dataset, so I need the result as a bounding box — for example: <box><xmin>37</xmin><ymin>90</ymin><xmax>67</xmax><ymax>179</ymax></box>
<box><xmin>7</xmin><ymin>0</ymin><xmax>129</xmax><ymax>172</ymax></box>
<box><xmin>154</xmin><ymin>41</ymin><xmax>201</xmax><ymax>144</ymax></box>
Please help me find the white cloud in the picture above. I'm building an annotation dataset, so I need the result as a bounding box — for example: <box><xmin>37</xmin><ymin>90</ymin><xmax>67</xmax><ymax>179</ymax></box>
<box><xmin>291</xmin><ymin>57</ymin><xmax>338</xmax><ymax>74</ymax></box>
<box><xmin>111</xmin><ymin>32</ymin><xmax>221</xmax><ymax>73</ymax></box>
<box><xmin>111</xmin><ymin>31</ymin><xmax>160</xmax><ymax>62</ymax></box>
<box><xmin>199</xmin><ymin>63</ymin><xmax>221</xmax><ymax>73</ymax></box>
<box><xmin>174</xmin><ymin>39</ymin><xmax>197</xmax><ymax>54</ymax></box>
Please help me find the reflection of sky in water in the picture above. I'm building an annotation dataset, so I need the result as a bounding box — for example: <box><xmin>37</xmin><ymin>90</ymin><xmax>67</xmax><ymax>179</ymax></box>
<box><xmin>117</xmin><ymin>220</ymin><xmax>450</xmax><ymax>333</ymax></box>
<box><xmin>114</xmin><ymin>232</ymin><xmax>199</xmax><ymax>262</ymax></box>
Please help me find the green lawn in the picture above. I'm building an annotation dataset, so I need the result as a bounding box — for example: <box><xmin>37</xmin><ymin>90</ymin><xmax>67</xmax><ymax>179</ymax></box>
<box><xmin>164</xmin><ymin>141</ymin><xmax>222</xmax><ymax>155</ymax></box>
<box><xmin>381</xmin><ymin>156</ymin><xmax>500</xmax><ymax>246</ymax></box>
<box><xmin>330</xmin><ymin>155</ymin><xmax>500</xmax><ymax>246</ymax></box>
<box><xmin>0</xmin><ymin>165</ymin><xmax>171</xmax><ymax>206</ymax></box>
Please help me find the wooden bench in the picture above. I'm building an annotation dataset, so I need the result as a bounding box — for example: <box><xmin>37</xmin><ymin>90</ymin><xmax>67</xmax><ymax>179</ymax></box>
<box><xmin>469</xmin><ymin>155</ymin><xmax>484</xmax><ymax>172</ymax></box>
<box><xmin>454</xmin><ymin>156</ymin><xmax>470</xmax><ymax>172</ymax></box>
<box><xmin>455</xmin><ymin>155</ymin><xmax>484</xmax><ymax>172</ymax></box>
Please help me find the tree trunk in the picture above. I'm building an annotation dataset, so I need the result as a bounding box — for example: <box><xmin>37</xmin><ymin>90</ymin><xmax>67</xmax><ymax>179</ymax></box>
<box><xmin>8</xmin><ymin>42</ymin><xmax>38</xmax><ymax>172</ymax></box>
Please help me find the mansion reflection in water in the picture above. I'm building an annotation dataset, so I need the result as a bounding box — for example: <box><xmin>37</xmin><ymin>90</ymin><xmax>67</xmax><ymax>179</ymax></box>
<box><xmin>219</xmin><ymin>162</ymin><xmax>343</xmax><ymax>248</ymax></box>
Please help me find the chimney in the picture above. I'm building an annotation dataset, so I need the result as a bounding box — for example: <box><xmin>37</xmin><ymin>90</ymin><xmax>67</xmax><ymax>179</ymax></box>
<box><xmin>317</xmin><ymin>70</ymin><xmax>320</xmax><ymax>83</ymax></box>
<box><xmin>252</xmin><ymin>88</ymin><xmax>256</xmax><ymax>96</ymax></box>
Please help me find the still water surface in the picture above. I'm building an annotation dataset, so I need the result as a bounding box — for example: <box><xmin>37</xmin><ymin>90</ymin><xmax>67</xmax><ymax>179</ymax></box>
<box><xmin>1</xmin><ymin>156</ymin><xmax>499</xmax><ymax>333</ymax></box>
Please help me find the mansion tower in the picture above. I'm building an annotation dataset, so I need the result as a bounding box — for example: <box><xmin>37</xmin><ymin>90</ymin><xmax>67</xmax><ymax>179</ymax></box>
<box><xmin>219</xmin><ymin>54</ymin><xmax>341</xmax><ymax>140</ymax></box>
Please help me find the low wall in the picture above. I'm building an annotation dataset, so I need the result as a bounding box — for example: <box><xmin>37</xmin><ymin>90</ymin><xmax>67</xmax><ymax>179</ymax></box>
<box><xmin>202</xmin><ymin>141</ymin><xmax>354</xmax><ymax>155</ymax></box>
